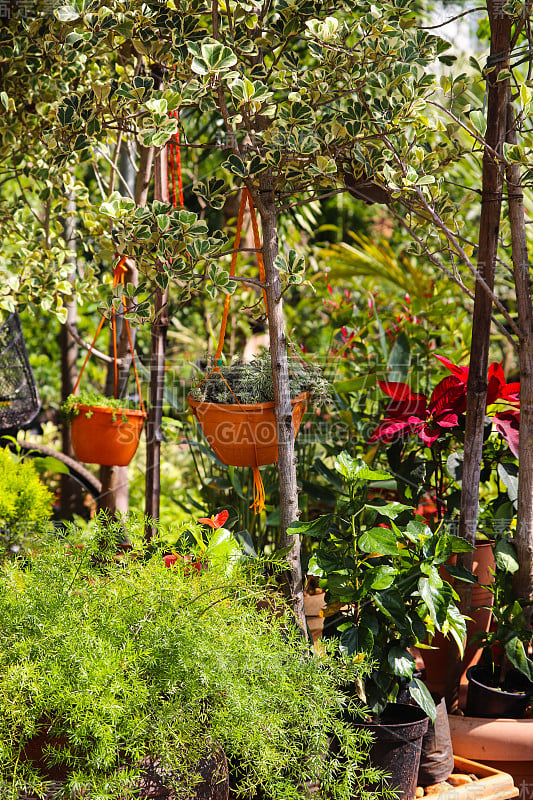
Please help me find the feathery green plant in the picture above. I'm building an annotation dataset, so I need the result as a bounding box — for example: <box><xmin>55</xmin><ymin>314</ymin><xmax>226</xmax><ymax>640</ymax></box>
<box><xmin>190</xmin><ymin>349</ymin><xmax>330</xmax><ymax>406</ymax></box>
<box><xmin>0</xmin><ymin>448</ymin><xmax>53</xmax><ymax>559</ymax></box>
<box><xmin>0</xmin><ymin>514</ymin><xmax>384</xmax><ymax>800</ymax></box>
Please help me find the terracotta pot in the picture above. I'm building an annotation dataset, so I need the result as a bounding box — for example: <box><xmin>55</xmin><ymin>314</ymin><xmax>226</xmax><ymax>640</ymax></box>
<box><xmin>422</xmin><ymin>541</ymin><xmax>495</xmax><ymax>696</ymax></box>
<box><xmin>187</xmin><ymin>392</ymin><xmax>308</xmax><ymax>468</ymax></box>
<box><xmin>449</xmin><ymin>713</ymin><xmax>533</xmax><ymax>792</ymax></box>
<box><xmin>71</xmin><ymin>404</ymin><xmax>146</xmax><ymax>466</ymax></box>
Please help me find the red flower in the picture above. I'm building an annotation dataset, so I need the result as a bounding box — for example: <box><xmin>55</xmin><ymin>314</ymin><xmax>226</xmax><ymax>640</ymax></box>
<box><xmin>197</xmin><ymin>509</ymin><xmax>229</xmax><ymax>530</ymax></box>
<box><xmin>493</xmin><ymin>409</ymin><xmax>520</xmax><ymax>457</ymax></box>
<box><xmin>435</xmin><ymin>355</ymin><xmax>520</xmax><ymax>407</ymax></box>
<box><xmin>369</xmin><ymin>356</ymin><xmax>520</xmax><ymax>448</ymax></box>
<box><xmin>163</xmin><ymin>553</ymin><xmax>204</xmax><ymax>572</ymax></box>
<box><xmin>369</xmin><ymin>377</ymin><xmax>463</xmax><ymax>446</ymax></box>
<box><xmin>433</xmin><ymin>354</ymin><xmax>469</xmax><ymax>383</ymax></box>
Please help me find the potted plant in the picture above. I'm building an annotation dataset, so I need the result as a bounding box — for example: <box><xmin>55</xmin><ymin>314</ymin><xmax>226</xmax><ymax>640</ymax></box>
<box><xmin>0</xmin><ymin>511</ymin><xmax>383</xmax><ymax>800</ymax></box>
<box><xmin>289</xmin><ymin>452</ymin><xmax>474</xmax><ymax>800</ymax></box>
<box><xmin>187</xmin><ymin>350</ymin><xmax>329</xmax><ymax>469</ymax></box>
<box><xmin>448</xmin><ymin>534</ymin><xmax>533</xmax><ymax>788</ymax></box>
<box><xmin>464</xmin><ymin>534</ymin><xmax>533</xmax><ymax>719</ymax></box>
<box><xmin>62</xmin><ymin>390</ymin><xmax>147</xmax><ymax>467</ymax></box>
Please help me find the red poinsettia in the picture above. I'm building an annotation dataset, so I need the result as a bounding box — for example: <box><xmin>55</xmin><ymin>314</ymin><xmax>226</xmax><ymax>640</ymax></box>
<box><xmin>368</xmin><ymin>376</ymin><xmax>465</xmax><ymax>446</ymax></box>
<box><xmin>493</xmin><ymin>409</ymin><xmax>520</xmax><ymax>458</ymax></box>
<box><xmin>197</xmin><ymin>509</ymin><xmax>229</xmax><ymax>530</ymax></box>
<box><xmin>434</xmin><ymin>355</ymin><xmax>520</xmax><ymax>407</ymax></box>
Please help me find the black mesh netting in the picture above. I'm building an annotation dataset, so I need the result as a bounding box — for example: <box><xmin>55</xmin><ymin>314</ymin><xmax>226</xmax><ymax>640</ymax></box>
<box><xmin>0</xmin><ymin>313</ymin><xmax>40</xmax><ymax>432</ymax></box>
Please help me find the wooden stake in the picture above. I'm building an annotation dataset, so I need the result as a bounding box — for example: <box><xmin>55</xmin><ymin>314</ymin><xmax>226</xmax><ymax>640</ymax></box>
<box><xmin>506</xmin><ymin>99</ymin><xmax>533</xmax><ymax>619</ymax></box>
<box><xmin>145</xmin><ymin>148</ymin><xmax>169</xmax><ymax>540</ymax></box>
<box><xmin>445</xmin><ymin>0</ymin><xmax>512</xmax><ymax>710</ymax></box>
<box><xmin>258</xmin><ymin>174</ymin><xmax>306</xmax><ymax>630</ymax></box>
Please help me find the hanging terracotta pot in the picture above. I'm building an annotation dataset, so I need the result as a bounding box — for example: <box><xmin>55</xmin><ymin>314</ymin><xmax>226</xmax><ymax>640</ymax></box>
<box><xmin>71</xmin><ymin>404</ymin><xmax>147</xmax><ymax>466</ymax></box>
<box><xmin>187</xmin><ymin>392</ymin><xmax>308</xmax><ymax>468</ymax></box>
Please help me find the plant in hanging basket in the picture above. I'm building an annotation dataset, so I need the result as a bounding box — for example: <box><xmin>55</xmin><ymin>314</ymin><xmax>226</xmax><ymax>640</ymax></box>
<box><xmin>187</xmin><ymin>351</ymin><xmax>329</xmax><ymax>468</ymax></box>
<box><xmin>62</xmin><ymin>391</ymin><xmax>146</xmax><ymax>467</ymax></box>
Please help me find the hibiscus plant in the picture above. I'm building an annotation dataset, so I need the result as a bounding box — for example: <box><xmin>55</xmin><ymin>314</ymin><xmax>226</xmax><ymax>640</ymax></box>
<box><xmin>288</xmin><ymin>451</ymin><xmax>474</xmax><ymax>720</ymax></box>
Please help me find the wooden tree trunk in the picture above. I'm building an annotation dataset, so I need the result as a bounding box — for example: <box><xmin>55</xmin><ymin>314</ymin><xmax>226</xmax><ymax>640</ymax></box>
<box><xmin>99</xmin><ymin>143</ymin><xmax>153</xmax><ymax>517</ymax></box>
<box><xmin>60</xmin><ymin>195</ymin><xmax>84</xmax><ymax>518</ymax></box>
<box><xmin>506</xmin><ymin>103</ymin><xmax>533</xmax><ymax>617</ymax></box>
<box><xmin>145</xmin><ymin>147</ymin><xmax>169</xmax><ymax>540</ymax></box>
<box><xmin>258</xmin><ymin>176</ymin><xmax>306</xmax><ymax>630</ymax></box>
<box><xmin>445</xmin><ymin>0</ymin><xmax>512</xmax><ymax>710</ymax></box>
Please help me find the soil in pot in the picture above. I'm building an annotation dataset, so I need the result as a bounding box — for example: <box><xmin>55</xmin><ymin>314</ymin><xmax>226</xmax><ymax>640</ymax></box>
<box><xmin>349</xmin><ymin>703</ymin><xmax>429</xmax><ymax>800</ymax></box>
<box><xmin>466</xmin><ymin>665</ymin><xmax>533</xmax><ymax>719</ymax></box>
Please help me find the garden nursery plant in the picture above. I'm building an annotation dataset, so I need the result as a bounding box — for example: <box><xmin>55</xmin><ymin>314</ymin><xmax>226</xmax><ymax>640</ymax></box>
<box><xmin>61</xmin><ymin>390</ymin><xmax>147</xmax><ymax>467</ymax></box>
<box><xmin>289</xmin><ymin>451</ymin><xmax>473</xmax><ymax>720</ymax></box>
<box><xmin>465</xmin><ymin>533</ymin><xmax>533</xmax><ymax>718</ymax></box>
<box><xmin>187</xmin><ymin>351</ymin><xmax>330</xmax><ymax>507</ymax></box>
<box><xmin>188</xmin><ymin>350</ymin><xmax>330</xmax><ymax>407</ymax></box>
<box><xmin>0</xmin><ymin>513</ymin><xmax>383</xmax><ymax>800</ymax></box>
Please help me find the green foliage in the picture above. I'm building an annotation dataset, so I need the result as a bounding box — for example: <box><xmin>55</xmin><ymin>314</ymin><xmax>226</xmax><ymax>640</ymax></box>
<box><xmin>190</xmin><ymin>349</ymin><xmax>330</xmax><ymax>406</ymax></box>
<box><xmin>99</xmin><ymin>198</ymin><xmax>228</xmax><ymax>322</ymax></box>
<box><xmin>473</xmin><ymin>535</ymin><xmax>533</xmax><ymax>684</ymax></box>
<box><xmin>289</xmin><ymin>451</ymin><xmax>473</xmax><ymax>718</ymax></box>
<box><xmin>0</xmin><ymin>448</ymin><xmax>54</xmax><ymax>559</ymax></box>
<box><xmin>0</xmin><ymin>0</ymin><xmax>462</xmax><ymax>320</ymax></box>
<box><xmin>0</xmin><ymin>515</ymin><xmax>381</xmax><ymax>800</ymax></box>
<box><xmin>61</xmin><ymin>390</ymin><xmax>140</xmax><ymax>422</ymax></box>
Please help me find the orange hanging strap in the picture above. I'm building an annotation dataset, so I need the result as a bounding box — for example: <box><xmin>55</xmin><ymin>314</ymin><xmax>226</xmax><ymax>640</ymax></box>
<box><xmin>123</xmin><ymin>304</ymin><xmax>146</xmax><ymax>414</ymax></box>
<box><xmin>168</xmin><ymin>112</ymin><xmax>184</xmax><ymax>209</ymax></box>
<box><xmin>247</xmin><ymin>194</ymin><xmax>268</xmax><ymax>312</ymax></box>
<box><xmin>112</xmin><ymin>257</ymin><xmax>128</xmax><ymax>398</ymax></box>
<box><xmin>251</xmin><ymin>466</ymin><xmax>266</xmax><ymax>515</ymax></box>
<box><xmin>175</xmin><ymin>119</ymin><xmax>184</xmax><ymax>208</ymax></box>
<box><xmin>246</xmin><ymin>193</ymin><xmax>267</xmax><ymax>514</ymax></box>
<box><xmin>72</xmin><ymin>256</ymin><xmax>145</xmax><ymax>414</ymax></box>
<box><xmin>72</xmin><ymin>315</ymin><xmax>107</xmax><ymax>396</ymax></box>
<box><xmin>199</xmin><ymin>187</ymin><xmax>268</xmax><ymax>515</ymax></box>
<box><xmin>214</xmin><ymin>188</ymin><xmax>249</xmax><ymax>366</ymax></box>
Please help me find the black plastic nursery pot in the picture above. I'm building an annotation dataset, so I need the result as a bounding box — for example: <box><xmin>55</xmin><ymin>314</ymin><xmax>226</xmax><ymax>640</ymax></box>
<box><xmin>351</xmin><ymin>703</ymin><xmax>429</xmax><ymax>800</ymax></box>
<box><xmin>466</xmin><ymin>665</ymin><xmax>533</xmax><ymax>719</ymax></box>
<box><xmin>417</xmin><ymin>695</ymin><xmax>454</xmax><ymax>786</ymax></box>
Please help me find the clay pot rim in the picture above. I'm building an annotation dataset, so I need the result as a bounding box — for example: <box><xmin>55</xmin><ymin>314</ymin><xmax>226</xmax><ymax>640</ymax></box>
<box><xmin>73</xmin><ymin>403</ymin><xmax>147</xmax><ymax>420</ymax></box>
<box><xmin>187</xmin><ymin>390</ymin><xmax>309</xmax><ymax>413</ymax></box>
